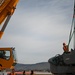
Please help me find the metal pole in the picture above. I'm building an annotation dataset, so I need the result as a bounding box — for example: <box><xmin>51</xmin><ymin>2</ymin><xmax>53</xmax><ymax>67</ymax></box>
<box><xmin>73</xmin><ymin>0</ymin><xmax>75</xmax><ymax>50</ymax></box>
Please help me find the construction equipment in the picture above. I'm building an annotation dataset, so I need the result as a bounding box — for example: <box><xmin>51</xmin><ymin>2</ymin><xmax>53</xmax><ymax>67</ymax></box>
<box><xmin>0</xmin><ymin>0</ymin><xmax>19</xmax><ymax>38</ymax></box>
<box><xmin>0</xmin><ymin>0</ymin><xmax>19</xmax><ymax>73</ymax></box>
<box><xmin>0</xmin><ymin>47</ymin><xmax>17</xmax><ymax>69</ymax></box>
<box><xmin>48</xmin><ymin>0</ymin><xmax>75</xmax><ymax>75</ymax></box>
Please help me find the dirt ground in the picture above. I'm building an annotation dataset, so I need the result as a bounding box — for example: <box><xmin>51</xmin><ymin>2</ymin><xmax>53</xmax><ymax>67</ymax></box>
<box><xmin>8</xmin><ymin>71</ymin><xmax>53</xmax><ymax>75</ymax></box>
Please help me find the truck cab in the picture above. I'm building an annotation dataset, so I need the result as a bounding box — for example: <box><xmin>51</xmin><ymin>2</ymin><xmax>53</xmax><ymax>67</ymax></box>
<box><xmin>0</xmin><ymin>47</ymin><xmax>17</xmax><ymax>70</ymax></box>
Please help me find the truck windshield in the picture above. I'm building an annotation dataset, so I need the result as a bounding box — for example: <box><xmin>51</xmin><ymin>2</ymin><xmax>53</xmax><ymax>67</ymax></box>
<box><xmin>0</xmin><ymin>50</ymin><xmax>10</xmax><ymax>60</ymax></box>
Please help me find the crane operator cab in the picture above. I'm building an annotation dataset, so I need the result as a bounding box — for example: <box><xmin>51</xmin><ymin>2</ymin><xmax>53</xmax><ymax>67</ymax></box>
<box><xmin>0</xmin><ymin>47</ymin><xmax>17</xmax><ymax>70</ymax></box>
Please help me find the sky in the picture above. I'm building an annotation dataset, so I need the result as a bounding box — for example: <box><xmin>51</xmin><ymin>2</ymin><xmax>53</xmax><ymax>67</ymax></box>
<box><xmin>0</xmin><ymin>0</ymin><xmax>74</xmax><ymax>64</ymax></box>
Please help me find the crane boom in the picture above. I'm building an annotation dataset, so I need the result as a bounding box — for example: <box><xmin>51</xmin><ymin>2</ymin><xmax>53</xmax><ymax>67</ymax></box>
<box><xmin>0</xmin><ymin>0</ymin><xmax>19</xmax><ymax>38</ymax></box>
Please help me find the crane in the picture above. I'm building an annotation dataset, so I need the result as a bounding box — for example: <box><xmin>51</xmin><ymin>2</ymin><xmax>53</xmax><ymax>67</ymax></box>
<box><xmin>0</xmin><ymin>0</ymin><xmax>19</xmax><ymax>74</ymax></box>
<box><xmin>48</xmin><ymin>0</ymin><xmax>75</xmax><ymax>75</ymax></box>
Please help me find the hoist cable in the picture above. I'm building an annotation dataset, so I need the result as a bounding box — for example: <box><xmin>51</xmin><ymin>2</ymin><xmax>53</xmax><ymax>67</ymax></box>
<box><xmin>68</xmin><ymin>0</ymin><xmax>75</xmax><ymax>47</ymax></box>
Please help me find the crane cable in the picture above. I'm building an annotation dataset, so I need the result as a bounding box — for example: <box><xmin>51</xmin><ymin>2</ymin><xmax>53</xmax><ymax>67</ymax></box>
<box><xmin>68</xmin><ymin>18</ymin><xmax>74</xmax><ymax>47</ymax></box>
<box><xmin>68</xmin><ymin>0</ymin><xmax>75</xmax><ymax>47</ymax></box>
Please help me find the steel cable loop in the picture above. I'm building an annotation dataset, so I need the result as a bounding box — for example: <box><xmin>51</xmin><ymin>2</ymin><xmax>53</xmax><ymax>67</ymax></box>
<box><xmin>68</xmin><ymin>0</ymin><xmax>75</xmax><ymax>47</ymax></box>
<box><xmin>68</xmin><ymin>18</ymin><xmax>74</xmax><ymax>47</ymax></box>
<box><xmin>0</xmin><ymin>0</ymin><xmax>5</xmax><ymax>6</ymax></box>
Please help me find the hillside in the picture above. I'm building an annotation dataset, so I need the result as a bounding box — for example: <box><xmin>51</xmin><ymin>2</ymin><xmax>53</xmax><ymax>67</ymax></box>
<box><xmin>15</xmin><ymin>62</ymin><xmax>50</xmax><ymax>72</ymax></box>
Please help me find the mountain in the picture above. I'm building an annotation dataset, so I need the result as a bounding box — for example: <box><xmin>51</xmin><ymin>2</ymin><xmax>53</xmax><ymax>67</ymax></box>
<box><xmin>14</xmin><ymin>62</ymin><xmax>50</xmax><ymax>72</ymax></box>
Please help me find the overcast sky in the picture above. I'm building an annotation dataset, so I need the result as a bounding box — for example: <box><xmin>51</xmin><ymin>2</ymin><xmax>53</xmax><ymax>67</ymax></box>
<box><xmin>0</xmin><ymin>0</ymin><xmax>74</xmax><ymax>64</ymax></box>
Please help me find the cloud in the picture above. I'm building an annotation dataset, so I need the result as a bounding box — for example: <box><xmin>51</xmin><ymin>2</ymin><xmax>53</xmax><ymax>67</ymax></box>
<box><xmin>0</xmin><ymin>0</ymin><xmax>74</xmax><ymax>64</ymax></box>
